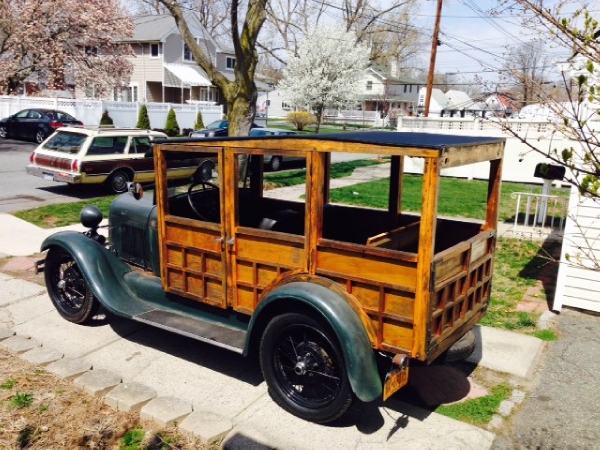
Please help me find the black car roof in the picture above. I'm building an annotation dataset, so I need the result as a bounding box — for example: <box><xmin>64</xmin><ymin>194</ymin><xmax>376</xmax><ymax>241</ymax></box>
<box><xmin>178</xmin><ymin>131</ymin><xmax>504</xmax><ymax>150</ymax></box>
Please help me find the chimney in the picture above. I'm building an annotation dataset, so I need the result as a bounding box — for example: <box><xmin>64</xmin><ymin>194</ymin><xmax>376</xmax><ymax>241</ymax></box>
<box><xmin>390</xmin><ymin>60</ymin><xmax>398</xmax><ymax>78</ymax></box>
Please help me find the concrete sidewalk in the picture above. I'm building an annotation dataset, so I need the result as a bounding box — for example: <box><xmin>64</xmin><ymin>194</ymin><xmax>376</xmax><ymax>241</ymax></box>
<box><xmin>0</xmin><ymin>269</ymin><xmax>543</xmax><ymax>449</ymax></box>
<box><xmin>0</xmin><ymin>167</ymin><xmax>546</xmax><ymax>449</ymax></box>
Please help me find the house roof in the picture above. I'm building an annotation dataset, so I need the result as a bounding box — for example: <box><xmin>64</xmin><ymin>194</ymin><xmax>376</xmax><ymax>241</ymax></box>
<box><xmin>445</xmin><ymin>90</ymin><xmax>486</xmax><ymax>111</ymax></box>
<box><xmin>367</xmin><ymin>66</ymin><xmax>422</xmax><ymax>84</ymax></box>
<box><xmin>125</xmin><ymin>14</ymin><xmax>226</xmax><ymax>52</ymax></box>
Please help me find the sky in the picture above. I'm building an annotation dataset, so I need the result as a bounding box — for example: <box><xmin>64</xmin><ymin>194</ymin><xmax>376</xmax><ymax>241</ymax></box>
<box><xmin>414</xmin><ymin>0</ymin><xmax>595</xmax><ymax>87</ymax></box>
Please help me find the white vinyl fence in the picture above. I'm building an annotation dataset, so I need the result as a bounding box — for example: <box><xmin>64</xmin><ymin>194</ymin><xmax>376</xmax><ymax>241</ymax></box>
<box><xmin>0</xmin><ymin>96</ymin><xmax>223</xmax><ymax>131</ymax></box>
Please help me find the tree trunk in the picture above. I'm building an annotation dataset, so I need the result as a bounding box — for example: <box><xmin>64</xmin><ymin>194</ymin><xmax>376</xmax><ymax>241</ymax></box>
<box><xmin>315</xmin><ymin>105</ymin><xmax>323</xmax><ymax>134</ymax></box>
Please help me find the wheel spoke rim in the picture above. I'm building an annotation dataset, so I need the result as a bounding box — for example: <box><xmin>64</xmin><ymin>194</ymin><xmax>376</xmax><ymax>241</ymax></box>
<box><xmin>53</xmin><ymin>261</ymin><xmax>86</xmax><ymax>313</ymax></box>
<box><xmin>273</xmin><ymin>325</ymin><xmax>342</xmax><ymax>408</ymax></box>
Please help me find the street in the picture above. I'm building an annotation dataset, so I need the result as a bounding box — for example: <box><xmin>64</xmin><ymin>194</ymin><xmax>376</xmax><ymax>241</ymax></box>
<box><xmin>0</xmin><ymin>137</ymin><xmax>378</xmax><ymax>214</ymax></box>
<box><xmin>0</xmin><ymin>139</ymin><xmax>102</xmax><ymax>213</ymax></box>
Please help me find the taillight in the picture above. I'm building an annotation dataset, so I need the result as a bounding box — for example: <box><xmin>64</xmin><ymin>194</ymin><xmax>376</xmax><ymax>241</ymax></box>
<box><xmin>49</xmin><ymin>121</ymin><xmax>63</xmax><ymax>129</ymax></box>
<box><xmin>72</xmin><ymin>160</ymin><xmax>78</xmax><ymax>172</ymax></box>
<box><xmin>29</xmin><ymin>152</ymin><xmax>35</xmax><ymax>163</ymax></box>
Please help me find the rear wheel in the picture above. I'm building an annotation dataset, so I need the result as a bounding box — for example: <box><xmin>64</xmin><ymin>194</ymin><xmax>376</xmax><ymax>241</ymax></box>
<box><xmin>198</xmin><ymin>161</ymin><xmax>214</xmax><ymax>182</ymax></box>
<box><xmin>44</xmin><ymin>247</ymin><xmax>100</xmax><ymax>324</ymax></box>
<box><xmin>259</xmin><ymin>313</ymin><xmax>353</xmax><ymax>423</ymax></box>
<box><xmin>268</xmin><ymin>156</ymin><xmax>283</xmax><ymax>171</ymax></box>
<box><xmin>106</xmin><ymin>169</ymin><xmax>131</xmax><ymax>194</ymax></box>
<box><xmin>0</xmin><ymin>125</ymin><xmax>7</xmax><ymax>139</ymax></box>
<box><xmin>35</xmin><ymin>129</ymin><xmax>46</xmax><ymax>144</ymax></box>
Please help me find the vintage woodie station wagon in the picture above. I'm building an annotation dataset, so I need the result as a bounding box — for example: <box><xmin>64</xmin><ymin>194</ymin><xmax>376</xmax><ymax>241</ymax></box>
<box><xmin>38</xmin><ymin>131</ymin><xmax>505</xmax><ymax>423</ymax></box>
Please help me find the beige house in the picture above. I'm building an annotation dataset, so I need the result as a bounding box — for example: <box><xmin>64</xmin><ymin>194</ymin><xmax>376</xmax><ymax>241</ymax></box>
<box><xmin>120</xmin><ymin>14</ymin><xmax>235</xmax><ymax>105</ymax></box>
<box><xmin>357</xmin><ymin>65</ymin><xmax>422</xmax><ymax>116</ymax></box>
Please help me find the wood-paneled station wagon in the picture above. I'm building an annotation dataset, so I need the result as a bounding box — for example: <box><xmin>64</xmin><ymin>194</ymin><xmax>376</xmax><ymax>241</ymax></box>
<box><xmin>38</xmin><ymin>131</ymin><xmax>505</xmax><ymax>423</ymax></box>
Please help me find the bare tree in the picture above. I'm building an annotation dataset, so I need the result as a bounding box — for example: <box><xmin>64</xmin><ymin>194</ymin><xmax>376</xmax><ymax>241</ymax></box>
<box><xmin>501</xmin><ymin>41</ymin><xmax>553</xmax><ymax>108</ymax></box>
<box><xmin>259</xmin><ymin>0</ymin><xmax>421</xmax><ymax>71</ymax></box>
<box><xmin>128</xmin><ymin>0</ymin><xmax>230</xmax><ymax>37</ymax></box>
<box><xmin>157</xmin><ymin>0</ymin><xmax>267</xmax><ymax>138</ymax></box>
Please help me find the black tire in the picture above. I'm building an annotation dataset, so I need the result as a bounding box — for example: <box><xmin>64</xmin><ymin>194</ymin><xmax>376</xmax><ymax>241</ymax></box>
<box><xmin>106</xmin><ymin>169</ymin><xmax>131</xmax><ymax>194</ymax></box>
<box><xmin>198</xmin><ymin>161</ymin><xmax>214</xmax><ymax>182</ymax></box>
<box><xmin>0</xmin><ymin>125</ymin><xmax>7</xmax><ymax>139</ymax></box>
<box><xmin>44</xmin><ymin>247</ymin><xmax>100</xmax><ymax>324</ymax></box>
<box><xmin>268</xmin><ymin>156</ymin><xmax>283</xmax><ymax>172</ymax></box>
<box><xmin>259</xmin><ymin>313</ymin><xmax>354</xmax><ymax>423</ymax></box>
<box><xmin>438</xmin><ymin>329</ymin><xmax>477</xmax><ymax>363</ymax></box>
<box><xmin>35</xmin><ymin>129</ymin><xmax>46</xmax><ymax>144</ymax></box>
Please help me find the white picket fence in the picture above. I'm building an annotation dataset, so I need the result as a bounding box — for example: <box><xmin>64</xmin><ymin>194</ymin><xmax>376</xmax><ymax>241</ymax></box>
<box><xmin>0</xmin><ymin>96</ymin><xmax>223</xmax><ymax>131</ymax></box>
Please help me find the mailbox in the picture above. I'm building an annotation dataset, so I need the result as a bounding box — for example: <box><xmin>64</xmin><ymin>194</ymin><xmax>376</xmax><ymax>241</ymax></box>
<box><xmin>534</xmin><ymin>163</ymin><xmax>566</xmax><ymax>181</ymax></box>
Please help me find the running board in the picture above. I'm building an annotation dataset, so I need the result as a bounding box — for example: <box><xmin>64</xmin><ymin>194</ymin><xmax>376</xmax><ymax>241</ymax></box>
<box><xmin>133</xmin><ymin>310</ymin><xmax>246</xmax><ymax>354</ymax></box>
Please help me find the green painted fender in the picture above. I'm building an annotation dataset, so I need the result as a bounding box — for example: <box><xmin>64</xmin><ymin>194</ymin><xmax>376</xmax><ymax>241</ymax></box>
<box><xmin>41</xmin><ymin>231</ymin><xmax>151</xmax><ymax>318</ymax></box>
<box><xmin>246</xmin><ymin>281</ymin><xmax>382</xmax><ymax>402</ymax></box>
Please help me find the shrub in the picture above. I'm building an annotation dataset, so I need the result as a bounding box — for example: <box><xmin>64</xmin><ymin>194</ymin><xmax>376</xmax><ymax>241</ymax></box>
<box><xmin>194</xmin><ymin>112</ymin><xmax>205</xmax><ymax>130</ymax></box>
<box><xmin>99</xmin><ymin>110</ymin><xmax>114</xmax><ymax>127</ymax></box>
<box><xmin>164</xmin><ymin>108</ymin><xmax>180</xmax><ymax>136</ymax></box>
<box><xmin>136</xmin><ymin>104</ymin><xmax>151</xmax><ymax>129</ymax></box>
<box><xmin>287</xmin><ymin>111</ymin><xmax>317</xmax><ymax>131</ymax></box>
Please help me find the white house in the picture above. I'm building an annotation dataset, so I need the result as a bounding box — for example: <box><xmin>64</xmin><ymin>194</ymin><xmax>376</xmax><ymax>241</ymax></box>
<box><xmin>554</xmin><ymin>187</ymin><xmax>600</xmax><ymax>312</ymax></box>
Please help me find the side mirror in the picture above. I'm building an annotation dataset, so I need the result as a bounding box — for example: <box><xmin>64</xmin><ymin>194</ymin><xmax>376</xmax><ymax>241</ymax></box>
<box><xmin>128</xmin><ymin>182</ymin><xmax>144</xmax><ymax>200</ymax></box>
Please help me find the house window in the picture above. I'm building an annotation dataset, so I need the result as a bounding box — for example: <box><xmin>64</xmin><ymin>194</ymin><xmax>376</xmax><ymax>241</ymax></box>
<box><xmin>282</xmin><ymin>101</ymin><xmax>291</xmax><ymax>110</ymax></box>
<box><xmin>150</xmin><ymin>43</ymin><xmax>159</xmax><ymax>58</ymax></box>
<box><xmin>129</xmin><ymin>85</ymin><xmax>138</xmax><ymax>102</ymax></box>
<box><xmin>184</xmin><ymin>43</ymin><xmax>194</xmax><ymax>62</ymax></box>
<box><xmin>403</xmin><ymin>85</ymin><xmax>407</xmax><ymax>93</ymax></box>
<box><xmin>366</xmin><ymin>81</ymin><xmax>373</xmax><ymax>91</ymax></box>
<box><xmin>226</xmin><ymin>57</ymin><xmax>236</xmax><ymax>70</ymax></box>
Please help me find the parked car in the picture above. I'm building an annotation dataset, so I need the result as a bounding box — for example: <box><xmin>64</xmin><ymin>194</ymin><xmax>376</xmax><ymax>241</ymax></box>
<box><xmin>189</xmin><ymin>120</ymin><xmax>261</xmax><ymax>138</ymax></box>
<box><xmin>249</xmin><ymin>127</ymin><xmax>300</xmax><ymax>171</ymax></box>
<box><xmin>26</xmin><ymin>127</ymin><xmax>214</xmax><ymax>193</ymax></box>
<box><xmin>37</xmin><ymin>131</ymin><xmax>506</xmax><ymax>423</ymax></box>
<box><xmin>0</xmin><ymin>109</ymin><xmax>84</xmax><ymax>144</ymax></box>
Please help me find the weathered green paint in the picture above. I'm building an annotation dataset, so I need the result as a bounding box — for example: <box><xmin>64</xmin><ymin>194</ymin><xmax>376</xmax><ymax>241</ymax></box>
<box><xmin>246</xmin><ymin>281</ymin><xmax>382</xmax><ymax>402</ymax></box>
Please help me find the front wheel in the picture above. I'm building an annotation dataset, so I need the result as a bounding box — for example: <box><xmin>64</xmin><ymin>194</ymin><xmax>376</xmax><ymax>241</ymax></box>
<box><xmin>44</xmin><ymin>247</ymin><xmax>100</xmax><ymax>324</ymax></box>
<box><xmin>0</xmin><ymin>125</ymin><xmax>7</xmax><ymax>139</ymax></box>
<box><xmin>259</xmin><ymin>313</ymin><xmax>354</xmax><ymax>423</ymax></box>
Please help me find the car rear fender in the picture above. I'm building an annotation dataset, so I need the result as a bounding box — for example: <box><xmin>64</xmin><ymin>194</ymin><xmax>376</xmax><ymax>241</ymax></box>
<box><xmin>245</xmin><ymin>281</ymin><xmax>382</xmax><ymax>402</ymax></box>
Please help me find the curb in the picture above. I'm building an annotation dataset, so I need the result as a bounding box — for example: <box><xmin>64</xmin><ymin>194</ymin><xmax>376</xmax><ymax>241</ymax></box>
<box><xmin>0</xmin><ymin>329</ymin><xmax>233</xmax><ymax>446</ymax></box>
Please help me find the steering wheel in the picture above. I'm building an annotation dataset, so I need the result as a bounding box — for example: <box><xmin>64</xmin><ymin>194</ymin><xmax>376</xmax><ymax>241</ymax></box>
<box><xmin>187</xmin><ymin>180</ymin><xmax>220</xmax><ymax>222</ymax></box>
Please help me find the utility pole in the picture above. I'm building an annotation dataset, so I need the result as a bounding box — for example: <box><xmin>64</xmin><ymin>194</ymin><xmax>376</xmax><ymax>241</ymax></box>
<box><xmin>424</xmin><ymin>0</ymin><xmax>443</xmax><ymax>117</ymax></box>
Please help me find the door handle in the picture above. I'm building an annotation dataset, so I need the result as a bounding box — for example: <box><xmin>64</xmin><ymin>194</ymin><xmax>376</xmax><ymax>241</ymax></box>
<box><xmin>214</xmin><ymin>237</ymin><xmax>224</xmax><ymax>243</ymax></box>
<box><xmin>227</xmin><ymin>238</ymin><xmax>235</xmax><ymax>246</ymax></box>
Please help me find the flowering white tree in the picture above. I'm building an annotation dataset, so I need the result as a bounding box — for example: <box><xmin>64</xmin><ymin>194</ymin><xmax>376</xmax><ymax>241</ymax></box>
<box><xmin>278</xmin><ymin>25</ymin><xmax>370</xmax><ymax>133</ymax></box>
<box><xmin>0</xmin><ymin>0</ymin><xmax>133</xmax><ymax>97</ymax></box>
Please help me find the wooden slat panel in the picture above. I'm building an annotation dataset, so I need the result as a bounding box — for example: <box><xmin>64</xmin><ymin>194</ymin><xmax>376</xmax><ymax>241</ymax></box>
<box><xmin>236</xmin><ymin>235</ymin><xmax>304</xmax><ymax>267</ymax></box>
<box><xmin>316</xmin><ymin>247</ymin><xmax>417</xmax><ymax>289</ymax></box>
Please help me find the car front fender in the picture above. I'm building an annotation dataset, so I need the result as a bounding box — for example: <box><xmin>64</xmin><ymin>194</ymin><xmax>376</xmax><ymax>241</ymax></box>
<box><xmin>40</xmin><ymin>231</ymin><xmax>143</xmax><ymax>317</ymax></box>
<box><xmin>246</xmin><ymin>281</ymin><xmax>382</xmax><ymax>402</ymax></box>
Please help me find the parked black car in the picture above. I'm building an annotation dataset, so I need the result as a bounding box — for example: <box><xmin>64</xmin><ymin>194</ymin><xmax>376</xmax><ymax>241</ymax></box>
<box><xmin>189</xmin><ymin>120</ymin><xmax>261</xmax><ymax>138</ymax></box>
<box><xmin>0</xmin><ymin>108</ymin><xmax>84</xmax><ymax>144</ymax></box>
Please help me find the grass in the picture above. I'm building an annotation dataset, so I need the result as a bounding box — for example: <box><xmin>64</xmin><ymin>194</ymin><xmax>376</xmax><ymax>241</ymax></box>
<box><xmin>481</xmin><ymin>238</ymin><xmax>559</xmax><ymax>333</ymax></box>
<box><xmin>14</xmin><ymin>195</ymin><xmax>117</xmax><ymax>228</ymax></box>
<box><xmin>435</xmin><ymin>383</ymin><xmax>511</xmax><ymax>425</ymax></box>
<box><xmin>329</xmin><ymin>176</ymin><xmax>566</xmax><ymax>222</ymax></box>
<box><xmin>264</xmin><ymin>158</ymin><xmax>386</xmax><ymax>187</ymax></box>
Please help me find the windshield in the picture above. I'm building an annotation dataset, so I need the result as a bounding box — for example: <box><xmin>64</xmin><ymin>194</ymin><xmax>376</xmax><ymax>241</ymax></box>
<box><xmin>42</xmin><ymin>131</ymin><xmax>87</xmax><ymax>153</ymax></box>
<box><xmin>206</xmin><ymin>120</ymin><xmax>227</xmax><ymax>130</ymax></box>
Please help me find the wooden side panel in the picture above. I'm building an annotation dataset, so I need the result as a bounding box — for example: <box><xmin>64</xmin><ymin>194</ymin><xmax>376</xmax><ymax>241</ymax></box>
<box><xmin>429</xmin><ymin>232</ymin><xmax>496</xmax><ymax>357</ymax></box>
<box><xmin>163</xmin><ymin>217</ymin><xmax>226</xmax><ymax>307</ymax></box>
<box><xmin>316</xmin><ymin>241</ymin><xmax>418</xmax><ymax>354</ymax></box>
<box><xmin>232</xmin><ymin>228</ymin><xmax>305</xmax><ymax>313</ymax></box>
